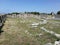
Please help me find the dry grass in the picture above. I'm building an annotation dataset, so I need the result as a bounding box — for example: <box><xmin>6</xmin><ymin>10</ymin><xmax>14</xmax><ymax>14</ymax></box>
<box><xmin>0</xmin><ymin>17</ymin><xmax>59</xmax><ymax>45</ymax></box>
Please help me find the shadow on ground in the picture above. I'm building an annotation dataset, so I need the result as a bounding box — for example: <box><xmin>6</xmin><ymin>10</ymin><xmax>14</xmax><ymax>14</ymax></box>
<box><xmin>0</xmin><ymin>24</ymin><xmax>4</xmax><ymax>35</ymax></box>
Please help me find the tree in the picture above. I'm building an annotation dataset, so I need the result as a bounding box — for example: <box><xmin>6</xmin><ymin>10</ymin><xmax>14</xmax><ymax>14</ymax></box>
<box><xmin>11</xmin><ymin>12</ymin><xmax>20</xmax><ymax>15</ymax></box>
<box><xmin>57</xmin><ymin>11</ymin><xmax>60</xmax><ymax>15</ymax></box>
<box><xmin>50</xmin><ymin>12</ymin><xmax>54</xmax><ymax>15</ymax></box>
<box><xmin>31</xmin><ymin>12</ymin><xmax>40</xmax><ymax>15</ymax></box>
<box><xmin>7</xmin><ymin>13</ymin><xmax>12</xmax><ymax>15</ymax></box>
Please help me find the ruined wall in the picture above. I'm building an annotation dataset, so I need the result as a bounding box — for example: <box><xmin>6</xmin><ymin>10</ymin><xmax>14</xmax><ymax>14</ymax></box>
<box><xmin>0</xmin><ymin>14</ymin><xmax>7</xmax><ymax>33</ymax></box>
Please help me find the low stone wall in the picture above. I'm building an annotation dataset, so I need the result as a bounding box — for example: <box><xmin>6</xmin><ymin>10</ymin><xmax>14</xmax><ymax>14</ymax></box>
<box><xmin>7</xmin><ymin>14</ymin><xmax>53</xmax><ymax>20</ymax></box>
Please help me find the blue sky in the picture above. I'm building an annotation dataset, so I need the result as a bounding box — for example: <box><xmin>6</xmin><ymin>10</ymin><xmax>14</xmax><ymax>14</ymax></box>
<box><xmin>0</xmin><ymin>0</ymin><xmax>60</xmax><ymax>13</ymax></box>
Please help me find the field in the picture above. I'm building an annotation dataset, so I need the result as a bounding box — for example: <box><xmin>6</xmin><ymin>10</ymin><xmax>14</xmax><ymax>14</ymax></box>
<box><xmin>0</xmin><ymin>17</ymin><xmax>60</xmax><ymax>45</ymax></box>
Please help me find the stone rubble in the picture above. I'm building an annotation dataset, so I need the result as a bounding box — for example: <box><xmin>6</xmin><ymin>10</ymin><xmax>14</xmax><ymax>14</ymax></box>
<box><xmin>41</xmin><ymin>27</ymin><xmax>60</xmax><ymax>38</ymax></box>
<box><xmin>45</xmin><ymin>40</ymin><xmax>60</xmax><ymax>45</ymax></box>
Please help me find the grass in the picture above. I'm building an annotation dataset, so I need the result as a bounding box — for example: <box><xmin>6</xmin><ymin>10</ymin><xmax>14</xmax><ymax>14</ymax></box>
<box><xmin>44</xmin><ymin>20</ymin><xmax>60</xmax><ymax>34</ymax></box>
<box><xmin>0</xmin><ymin>17</ymin><xmax>60</xmax><ymax>45</ymax></box>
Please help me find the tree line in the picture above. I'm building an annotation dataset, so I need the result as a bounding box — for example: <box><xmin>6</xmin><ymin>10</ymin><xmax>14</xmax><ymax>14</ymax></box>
<box><xmin>7</xmin><ymin>11</ymin><xmax>60</xmax><ymax>15</ymax></box>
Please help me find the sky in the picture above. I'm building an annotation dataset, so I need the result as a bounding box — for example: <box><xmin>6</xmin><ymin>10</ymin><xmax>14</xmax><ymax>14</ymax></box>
<box><xmin>0</xmin><ymin>0</ymin><xmax>60</xmax><ymax>13</ymax></box>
